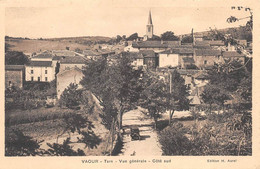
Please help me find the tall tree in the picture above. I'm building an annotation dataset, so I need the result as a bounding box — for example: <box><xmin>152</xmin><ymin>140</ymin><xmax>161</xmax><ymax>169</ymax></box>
<box><xmin>167</xmin><ymin>70</ymin><xmax>190</xmax><ymax>124</ymax></box>
<box><xmin>81</xmin><ymin>54</ymin><xmax>143</xmax><ymax>131</ymax></box>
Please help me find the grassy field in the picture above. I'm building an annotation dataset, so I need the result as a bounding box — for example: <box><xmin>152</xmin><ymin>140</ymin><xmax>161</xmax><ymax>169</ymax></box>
<box><xmin>5</xmin><ymin>36</ymin><xmax>112</xmax><ymax>53</ymax></box>
<box><xmin>5</xmin><ymin>103</ymin><xmax>110</xmax><ymax>155</ymax></box>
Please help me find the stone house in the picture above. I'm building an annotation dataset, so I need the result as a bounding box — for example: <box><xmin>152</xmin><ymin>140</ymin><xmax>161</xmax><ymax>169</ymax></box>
<box><xmin>140</xmin><ymin>50</ymin><xmax>158</xmax><ymax>69</ymax></box>
<box><xmin>5</xmin><ymin>65</ymin><xmax>25</xmax><ymax>89</ymax></box>
<box><xmin>222</xmin><ymin>51</ymin><xmax>245</xmax><ymax>64</ymax></box>
<box><xmin>194</xmin><ymin>49</ymin><xmax>222</xmax><ymax>69</ymax></box>
<box><xmin>59</xmin><ymin>56</ymin><xmax>87</xmax><ymax>72</ymax></box>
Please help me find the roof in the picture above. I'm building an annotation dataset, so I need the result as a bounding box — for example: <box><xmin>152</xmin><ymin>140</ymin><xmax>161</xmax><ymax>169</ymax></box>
<box><xmin>148</xmin><ymin>10</ymin><xmax>153</xmax><ymax>25</ymax></box>
<box><xmin>5</xmin><ymin>65</ymin><xmax>24</xmax><ymax>70</ymax></box>
<box><xmin>52</xmin><ymin>50</ymin><xmax>76</xmax><ymax>57</ymax></box>
<box><xmin>194</xmin><ymin>41</ymin><xmax>210</xmax><ymax>46</ymax></box>
<box><xmin>83</xmin><ymin>50</ymin><xmax>100</xmax><ymax>56</ymax></box>
<box><xmin>160</xmin><ymin>48</ymin><xmax>194</xmax><ymax>54</ymax></box>
<box><xmin>27</xmin><ymin>61</ymin><xmax>52</xmax><ymax>67</ymax></box>
<box><xmin>57</xmin><ymin>66</ymin><xmax>83</xmax><ymax>76</ymax></box>
<box><xmin>189</xmin><ymin>95</ymin><xmax>202</xmax><ymax>105</ymax></box>
<box><xmin>195</xmin><ymin>49</ymin><xmax>221</xmax><ymax>56</ymax></box>
<box><xmin>176</xmin><ymin>69</ymin><xmax>200</xmax><ymax>76</ymax></box>
<box><xmin>193</xmin><ymin>71</ymin><xmax>208</xmax><ymax>79</ymax></box>
<box><xmin>121</xmin><ymin>52</ymin><xmax>143</xmax><ymax>59</ymax></box>
<box><xmin>52</xmin><ymin>55</ymin><xmax>62</xmax><ymax>61</ymax></box>
<box><xmin>222</xmin><ymin>51</ymin><xmax>245</xmax><ymax>57</ymax></box>
<box><xmin>132</xmin><ymin>41</ymin><xmax>181</xmax><ymax>48</ymax></box>
<box><xmin>139</xmin><ymin>50</ymin><xmax>156</xmax><ymax>58</ymax></box>
<box><xmin>60</xmin><ymin>56</ymin><xmax>87</xmax><ymax>64</ymax></box>
<box><xmin>32</xmin><ymin>52</ymin><xmax>53</xmax><ymax>59</ymax></box>
<box><xmin>182</xmin><ymin>57</ymin><xmax>195</xmax><ymax>64</ymax></box>
<box><xmin>208</xmin><ymin>40</ymin><xmax>225</xmax><ymax>46</ymax></box>
<box><xmin>193</xmin><ymin>33</ymin><xmax>204</xmax><ymax>38</ymax></box>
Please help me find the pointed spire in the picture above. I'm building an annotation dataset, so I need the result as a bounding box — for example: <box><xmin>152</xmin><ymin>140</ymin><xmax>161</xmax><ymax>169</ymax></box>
<box><xmin>148</xmin><ymin>9</ymin><xmax>153</xmax><ymax>25</ymax></box>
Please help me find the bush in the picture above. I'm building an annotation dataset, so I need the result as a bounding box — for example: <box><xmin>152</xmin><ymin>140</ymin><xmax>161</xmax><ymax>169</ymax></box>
<box><xmin>159</xmin><ymin>118</ymin><xmax>252</xmax><ymax>156</ymax></box>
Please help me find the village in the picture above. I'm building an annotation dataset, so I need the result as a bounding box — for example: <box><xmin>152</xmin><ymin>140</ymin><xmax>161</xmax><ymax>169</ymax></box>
<box><xmin>5</xmin><ymin>8</ymin><xmax>252</xmax><ymax>156</ymax></box>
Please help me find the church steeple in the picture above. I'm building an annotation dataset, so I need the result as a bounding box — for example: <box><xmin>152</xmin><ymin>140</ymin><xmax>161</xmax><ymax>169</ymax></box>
<box><xmin>148</xmin><ymin>10</ymin><xmax>153</xmax><ymax>25</ymax></box>
<box><xmin>146</xmin><ymin>9</ymin><xmax>154</xmax><ymax>39</ymax></box>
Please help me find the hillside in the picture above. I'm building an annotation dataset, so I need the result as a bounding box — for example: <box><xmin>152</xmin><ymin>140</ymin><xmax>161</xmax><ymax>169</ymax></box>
<box><xmin>5</xmin><ymin>36</ymin><xmax>113</xmax><ymax>53</ymax></box>
<box><xmin>180</xmin><ymin>26</ymin><xmax>252</xmax><ymax>42</ymax></box>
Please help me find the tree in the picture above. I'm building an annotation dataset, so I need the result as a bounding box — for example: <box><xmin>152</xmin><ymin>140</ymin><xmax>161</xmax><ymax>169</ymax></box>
<box><xmin>139</xmin><ymin>72</ymin><xmax>168</xmax><ymax>128</ymax></box>
<box><xmin>5</xmin><ymin>51</ymin><xmax>29</xmax><ymax>65</ymax></box>
<box><xmin>167</xmin><ymin>70</ymin><xmax>190</xmax><ymax>124</ymax></box>
<box><xmin>116</xmin><ymin>35</ymin><xmax>122</xmax><ymax>42</ymax></box>
<box><xmin>46</xmin><ymin>138</ymin><xmax>85</xmax><ymax>156</ymax></box>
<box><xmin>126</xmin><ymin>33</ymin><xmax>139</xmax><ymax>41</ymax></box>
<box><xmin>58</xmin><ymin>83</ymin><xmax>82</xmax><ymax>109</ymax></box>
<box><xmin>81</xmin><ymin>54</ymin><xmax>143</xmax><ymax>131</ymax></box>
<box><xmin>227</xmin><ymin>6</ymin><xmax>253</xmax><ymax>31</ymax></box>
<box><xmin>148</xmin><ymin>35</ymin><xmax>161</xmax><ymax>41</ymax></box>
<box><xmin>161</xmin><ymin>31</ymin><xmax>179</xmax><ymax>41</ymax></box>
<box><xmin>5</xmin><ymin>130</ymin><xmax>44</xmax><ymax>156</ymax></box>
<box><xmin>181</xmin><ymin>35</ymin><xmax>193</xmax><ymax>43</ymax></box>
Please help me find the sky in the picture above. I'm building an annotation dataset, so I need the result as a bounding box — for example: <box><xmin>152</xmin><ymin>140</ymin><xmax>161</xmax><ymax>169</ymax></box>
<box><xmin>5</xmin><ymin>1</ymin><xmax>252</xmax><ymax>38</ymax></box>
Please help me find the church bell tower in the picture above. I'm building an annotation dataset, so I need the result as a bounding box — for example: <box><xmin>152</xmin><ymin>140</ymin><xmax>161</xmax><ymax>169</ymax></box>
<box><xmin>146</xmin><ymin>10</ymin><xmax>153</xmax><ymax>39</ymax></box>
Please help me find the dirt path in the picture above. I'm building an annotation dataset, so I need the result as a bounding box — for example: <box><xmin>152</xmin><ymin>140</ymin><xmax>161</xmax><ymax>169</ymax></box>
<box><xmin>118</xmin><ymin>108</ymin><xmax>162</xmax><ymax>156</ymax></box>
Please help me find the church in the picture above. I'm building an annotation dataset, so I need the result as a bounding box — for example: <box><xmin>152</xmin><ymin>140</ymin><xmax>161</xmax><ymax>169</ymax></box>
<box><xmin>143</xmin><ymin>10</ymin><xmax>154</xmax><ymax>41</ymax></box>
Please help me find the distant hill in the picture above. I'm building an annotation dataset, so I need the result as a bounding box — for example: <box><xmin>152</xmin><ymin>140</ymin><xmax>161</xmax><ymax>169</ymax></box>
<box><xmin>5</xmin><ymin>36</ymin><xmax>114</xmax><ymax>53</ymax></box>
<box><xmin>180</xmin><ymin>26</ymin><xmax>252</xmax><ymax>42</ymax></box>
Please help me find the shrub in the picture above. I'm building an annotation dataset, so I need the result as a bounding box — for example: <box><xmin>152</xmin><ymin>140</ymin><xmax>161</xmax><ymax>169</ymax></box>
<box><xmin>159</xmin><ymin>117</ymin><xmax>252</xmax><ymax>156</ymax></box>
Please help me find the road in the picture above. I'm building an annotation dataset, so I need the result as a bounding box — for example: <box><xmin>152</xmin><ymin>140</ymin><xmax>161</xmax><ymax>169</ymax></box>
<box><xmin>118</xmin><ymin>108</ymin><xmax>162</xmax><ymax>156</ymax></box>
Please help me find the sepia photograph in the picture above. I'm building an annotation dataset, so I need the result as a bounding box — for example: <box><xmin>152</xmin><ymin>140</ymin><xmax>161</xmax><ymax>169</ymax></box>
<box><xmin>1</xmin><ymin>1</ymin><xmax>258</xmax><ymax>167</ymax></box>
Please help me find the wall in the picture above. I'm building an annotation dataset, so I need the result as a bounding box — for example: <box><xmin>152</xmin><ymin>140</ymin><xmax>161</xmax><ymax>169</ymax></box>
<box><xmin>194</xmin><ymin>55</ymin><xmax>220</xmax><ymax>69</ymax></box>
<box><xmin>25</xmin><ymin>66</ymin><xmax>55</xmax><ymax>82</ymax></box>
<box><xmin>5</xmin><ymin>70</ymin><xmax>23</xmax><ymax>88</ymax></box>
<box><xmin>56</xmin><ymin>69</ymin><xmax>84</xmax><ymax>99</ymax></box>
<box><xmin>159</xmin><ymin>53</ymin><xmax>179</xmax><ymax>68</ymax></box>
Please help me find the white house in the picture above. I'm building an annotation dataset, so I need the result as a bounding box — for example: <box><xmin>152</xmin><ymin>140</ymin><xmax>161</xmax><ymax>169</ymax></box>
<box><xmin>159</xmin><ymin>50</ymin><xmax>179</xmax><ymax>68</ymax></box>
<box><xmin>25</xmin><ymin>61</ymin><xmax>55</xmax><ymax>82</ymax></box>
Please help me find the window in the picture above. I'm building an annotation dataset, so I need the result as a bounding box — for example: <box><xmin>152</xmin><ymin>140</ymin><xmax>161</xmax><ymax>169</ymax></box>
<box><xmin>31</xmin><ymin>77</ymin><xmax>34</xmax><ymax>81</ymax></box>
<box><xmin>204</xmin><ymin>60</ymin><xmax>207</xmax><ymax>65</ymax></box>
<box><xmin>38</xmin><ymin>77</ymin><xmax>40</xmax><ymax>81</ymax></box>
<box><xmin>45</xmin><ymin>70</ymin><xmax>48</xmax><ymax>74</ymax></box>
<box><xmin>45</xmin><ymin>77</ymin><xmax>48</xmax><ymax>81</ymax></box>
<box><xmin>31</xmin><ymin>70</ymin><xmax>34</xmax><ymax>74</ymax></box>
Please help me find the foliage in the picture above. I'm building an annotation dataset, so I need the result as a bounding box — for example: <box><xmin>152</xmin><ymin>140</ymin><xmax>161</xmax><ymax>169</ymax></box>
<box><xmin>139</xmin><ymin>72</ymin><xmax>168</xmax><ymax>128</ymax></box>
<box><xmin>159</xmin><ymin>122</ymin><xmax>191</xmax><ymax>155</ymax></box>
<box><xmin>78</xmin><ymin>130</ymin><xmax>102</xmax><ymax>149</ymax></box>
<box><xmin>148</xmin><ymin>35</ymin><xmax>161</xmax><ymax>41</ymax></box>
<box><xmin>227</xmin><ymin>6</ymin><xmax>253</xmax><ymax>31</ymax></box>
<box><xmin>116</xmin><ymin>35</ymin><xmax>122</xmax><ymax>42</ymax></box>
<box><xmin>126</xmin><ymin>33</ymin><xmax>139</xmax><ymax>41</ymax></box>
<box><xmin>46</xmin><ymin>138</ymin><xmax>85</xmax><ymax>156</ymax></box>
<box><xmin>161</xmin><ymin>31</ymin><xmax>179</xmax><ymax>41</ymax></box>
<box><xmin>5</xmin><ymin>51</ymin><xmax>29</xmax><ymax>65</ymax></box>
<box><xmin>181</xmin><ymin>35</ymin><xmax>193</xmax><ymax>43</ymax></box>
<box><xmin>201</xmin><ymin>60</ymin><xmax>251</xmax><ymax>113</ymax></box>
<box><xmin>81</xmin><ymin>55</ymin><xmax>143</xmax><ymax>129</ymax></box>
<box><xmin>159</xmin><ymin>118</ymin><xmax>252</xmax><ymax>155</ymax></box>
<box><xmin>166</xmin><ymin>70</ymin><xmax>190</xmax><ymax>124</ymax></box>
<box><xmin>5</xmin><ymin>130</ymin><xmax>44</xmax><ymax>156</ymax></box>
<box><xmin>58</xmin><ymin>83</ymin><xmax>82</xmax><ymax>109</ymax></box>
<box><xmin>5</xmin><ymin>109</ymin><xmax>74</xmax><ymax>127</ymax></box>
